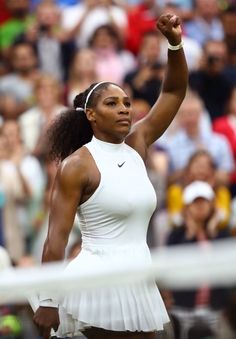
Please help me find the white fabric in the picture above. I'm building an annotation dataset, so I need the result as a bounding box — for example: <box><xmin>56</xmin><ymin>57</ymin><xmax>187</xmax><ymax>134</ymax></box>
<box><xmin>55</xmin><ymin>136</ymin><xmax>169</xmax><ymax>336</ymax></box>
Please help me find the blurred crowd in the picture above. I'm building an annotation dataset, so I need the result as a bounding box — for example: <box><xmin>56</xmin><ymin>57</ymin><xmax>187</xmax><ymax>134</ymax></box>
<box><xmin>1</xmin><ymin>0</ymin><xmax>236</xmax><ymax>338</ymax></box>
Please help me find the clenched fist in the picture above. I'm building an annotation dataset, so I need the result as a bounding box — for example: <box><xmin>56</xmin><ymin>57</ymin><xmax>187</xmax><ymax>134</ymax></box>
<box><xmin>157</xmin><ymin>14</ymin><xmax>182</xmax><ymax>46</ymax></box>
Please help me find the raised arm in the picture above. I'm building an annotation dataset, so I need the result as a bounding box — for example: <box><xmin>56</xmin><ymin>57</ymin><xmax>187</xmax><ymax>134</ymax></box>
<box><xmin>127</xmin><ymin>14</ymin><xmax>188</xmax><ymax>159</ymax></box>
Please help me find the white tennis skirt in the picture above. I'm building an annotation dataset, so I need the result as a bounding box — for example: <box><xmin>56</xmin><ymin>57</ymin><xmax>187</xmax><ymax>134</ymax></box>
<box><xmin>55</xmin><ymin>242</ymin><xmax>170</xmax><ymax>338</ymax></box>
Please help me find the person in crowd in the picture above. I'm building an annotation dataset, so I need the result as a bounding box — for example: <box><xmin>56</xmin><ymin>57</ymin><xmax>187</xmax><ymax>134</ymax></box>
<box><xmin>183</xmin><ymin>0</ymin><xmax>224</xmax><ymax>46</ymax></box>
<box><xmin>1</xmin><ymin>119</ymin><xmax>45</xmax><ymax>253</ymax></box>
<box><xmin>89</xmin><ymin>24</ymin><xmax>136</xmax><ymax>85</ymax></box>
<box><xmin>33</xmin><ymin>13</ymin><xmax>188</xmax><ymax>339</ymax></box>
<box><xmin>0</xmin><ymin>130</ymin><xmax>29</xmax><ymax>263</ymax></box>
<box><xmin>19</xmin><ymin>73</ymin><xmax>66</xmax><ymax>158</ymax></box>
<box><xmin>166</xmin><ymin>180</ymin><xmax>230</xmax><ymax>310</ymax></box>
<box><xmin>16</xmin><ymin>0</ymin><xmax>76</xmax><ymax>82</ymax></box>
<box><xmin>163</xmin><ymin>91</ymin><xmax>234</xmax><ymax>186</ymax></box>
<box><xmin>167</xmin><ymin>150</ymin><xmax>231</xmax><ymax>230</ymax></box>
<box><xmin>64</xmin><ymin>48</ymin><xmax>98</xmax><ymax>107</ymax></box>
<box><xmin>123</xmin><ymin>30</ymin><xmax>164</xmax><ymax>106</ymax></box>
<box><xmin>0</xmin><ymin>41</ymin><xmax>40</xmax><ymax>119</ymax></box>
<box><xmin>189</xmin><ymin>39</ymin><xmax>235</xmax><ymax>120</ymax></box>
<box><xmin>61</xmin><ymin>0</ymin><xmax>128</xmax><ymax>49</ymax></box>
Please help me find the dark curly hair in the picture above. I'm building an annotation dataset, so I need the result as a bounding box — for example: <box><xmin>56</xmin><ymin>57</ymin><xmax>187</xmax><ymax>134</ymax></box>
<box><xmin>46</xmin><ymin>82</ymin><xmax>111</xmax><ymax>162</ymax></box>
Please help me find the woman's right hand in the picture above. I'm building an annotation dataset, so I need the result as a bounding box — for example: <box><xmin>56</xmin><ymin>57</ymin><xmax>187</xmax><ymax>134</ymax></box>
<box><xmin>33</xmin><ymin>306</ymin><xmax>60</xmax><ymax>339</ymax></box>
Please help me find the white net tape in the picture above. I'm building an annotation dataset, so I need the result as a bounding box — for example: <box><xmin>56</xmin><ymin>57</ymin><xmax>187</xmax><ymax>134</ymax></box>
<box><xmin>0</xmin><ymin>239</ymin><xmax>236</xmax><ymax>306</ymax></box>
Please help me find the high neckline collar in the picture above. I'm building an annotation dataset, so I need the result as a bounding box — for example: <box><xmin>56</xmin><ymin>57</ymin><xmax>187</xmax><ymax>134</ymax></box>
<box><xmin>92</xmin><ymin>136</ymin><xmax>125</xmax><ymax>152</ymax></box>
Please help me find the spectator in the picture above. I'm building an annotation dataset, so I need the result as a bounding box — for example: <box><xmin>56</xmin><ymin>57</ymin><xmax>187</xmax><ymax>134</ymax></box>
<box><xmin>167</xmin><ymin>150</ymin><xmax>231</xmax><ymax>230</ymax></box>
<box><xmin>16</xmin><ymin>1</ymin><xmax>76</xmax><ymax>82</ymax></box>
<box><xmin>166</xmin><ymin>180</ymin><xmax>230</xmax><ymax>311</ymax></box>
<box><xmin>65</xmin><ymin>48</ymin><xmax>98</xmax><ymax>107</ymax></box>
<box><xmin>61</xmin><ymin>0</ymin><xmax>128</xmax><ymax>49</ymax></box>
<box><xmin>89</xmin><ymin>24</ymin><xmax>136</xmax><ymax>85</ymax></box>
<box><xmin>189</xmin><ymin>39</ymin><xmax>235</xmax><ymax>120</ymax></box>
<box><xmin>123</xmin><ymin>30</ymin><xmax>164</xmax><ymax>106</ymax></box>
<box><xmin>1</xmin><ymin>119</ymin><xmax>45</xmax><ymax>252</ymax></box>
<box><xmin>19</xmin><ymin>73</ymin><xmax>65</xmax><ymax>157</ymax></box>
<box><xmin>0</xmin><ymin>41</ymin><xmax>40</xmax><ymax>119</ymax></box>
<box><xmin>164</xmin><ymin>91</ymin><xmax>234</xmax><ymax>186</ymax></box>
<box><xmin>0</xmin><ymin>130</ymin><xmax>28</xmax><ymax>263</ymax></box>
<box><xmin>184</xmin><ymin>0</ymin><xmax>224</xmax><ymax>46</ymax></box>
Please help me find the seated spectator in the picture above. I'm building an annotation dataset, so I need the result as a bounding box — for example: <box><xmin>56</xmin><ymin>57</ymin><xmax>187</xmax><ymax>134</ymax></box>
<box><xmin>19</xmin><ymin>73</ymin><xmax>66</xmax><ymax>157</ymax></box>
<box><xmin>183</xmin><ymin>0</ymin><xmax>224</xmax><ymax>46</ymax></box>
<box><xmin>65</xmin><ymin>48</ymin><xmax>98</xmax><ymax>107</ymax></box>
<box><xmin>89</xmin><ymin>24</ymin><xmax>136</xmax><ymax>85</ymax></box>
<box><xmin>167</xmin><ymin>150</ymin><xmax>231</xmax><ymax>230</ymax></box>
<box><xmin>189</xmin><ymin>39</ymin><xmax>234</xmax><ymax>120</ymax></box>
<box><xmin>123</xmin><ymin>30</ymin><xmax>164</xmax><ymax>106</ymax></box>
<box><xmin>0</xmin><ymin>41</ymin><xmax>40</xmax><ymax>119</ymax></box>
<box><xmin>164</xmin><ymin>91</ymin><xmax>234</xmax><ymax>186</ymax></box>
<box><xmin>166</xmin><ymin>180</ymin><xmax>230</xmax><ymax>310</ymax></box>
<box><xmin>213</xmin><ymin>86</ymin><xmax>236</xmax><ymax>196</ymax></box>
<box><xmin>61</xmin><ymin>0</ymin><xmax>128</xmax><ymax>49</ymax></box>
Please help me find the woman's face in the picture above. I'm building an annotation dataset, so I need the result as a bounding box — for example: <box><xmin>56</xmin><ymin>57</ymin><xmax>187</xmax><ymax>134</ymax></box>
<box><xmin>88</xmin><ymin>85</ymin><xmax>133</xmax><ymax>142</ymax></box>
<box><xmin>187</xmin><ymin>198</ymin><xmax>213</xmax><ymax>222</ymax></box>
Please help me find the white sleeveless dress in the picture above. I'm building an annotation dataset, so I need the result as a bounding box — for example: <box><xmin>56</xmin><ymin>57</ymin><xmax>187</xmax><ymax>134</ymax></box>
<box><xmin>55</xmin><ymin>136</ymin><xmax>169</xmax><ymax>337</ymax></box>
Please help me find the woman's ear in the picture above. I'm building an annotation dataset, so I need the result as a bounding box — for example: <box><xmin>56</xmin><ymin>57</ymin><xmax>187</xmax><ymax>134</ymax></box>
<box><xmin>86</xmin><ymin>108</ymin><xmax>96</xmax><ymax>122</ymax></box>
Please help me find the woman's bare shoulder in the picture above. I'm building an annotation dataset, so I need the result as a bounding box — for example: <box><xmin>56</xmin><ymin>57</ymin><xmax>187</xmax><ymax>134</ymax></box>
<box><xmin>56</xmin><ymin>146</ymin><xmax>92</xmax><ymax>188</ymax></box>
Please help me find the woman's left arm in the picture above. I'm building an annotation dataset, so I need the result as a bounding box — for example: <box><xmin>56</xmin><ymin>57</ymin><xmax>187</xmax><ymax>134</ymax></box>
<box><xmin>127</xmin><ymin>14</ymin><xmax>188</xmax><ymax>158</ymax></box>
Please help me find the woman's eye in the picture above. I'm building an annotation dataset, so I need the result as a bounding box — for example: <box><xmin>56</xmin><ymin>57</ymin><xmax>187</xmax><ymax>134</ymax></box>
<box><xmin>107</xmin><ymin>102</ymin><xmax>116</xmax><ymax>106</ymax></box>
<box><xmin>125</xmin><ymin>102</ymin><xmax>131</xmax><ymax>107</ymax></box>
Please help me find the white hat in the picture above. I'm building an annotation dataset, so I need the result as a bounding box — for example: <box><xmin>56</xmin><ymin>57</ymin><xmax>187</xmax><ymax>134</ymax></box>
<box><xmin>183</xmin><ymin>181</ymin><xmax>215</xmax><ymax>205</ymax></box>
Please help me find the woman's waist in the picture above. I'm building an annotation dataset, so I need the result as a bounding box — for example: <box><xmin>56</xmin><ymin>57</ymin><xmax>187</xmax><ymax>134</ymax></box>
<box><xmin>81</xmin><ymin>239</ymin><xmax>150</xmax><ymax>256</ymax></box>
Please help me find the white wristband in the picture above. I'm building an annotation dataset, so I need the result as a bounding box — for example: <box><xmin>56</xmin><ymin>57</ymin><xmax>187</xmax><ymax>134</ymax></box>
<box><xmin>39</xmin><ymin>299</ymin><xmax>59</xmax><ymax>308</ymax></box>
<box><xmin>168</xmin><ymin>41</ymin><xmax>183</xmax><ymax>51</ymax></box>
